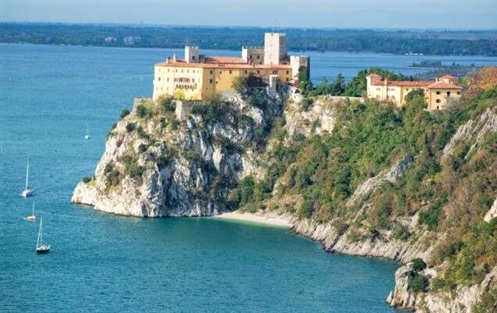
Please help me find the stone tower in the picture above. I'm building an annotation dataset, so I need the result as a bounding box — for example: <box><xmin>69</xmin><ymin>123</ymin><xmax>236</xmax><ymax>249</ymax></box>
<box><xmin>264</xmin><ymin>33</ymin><xmax>287</xmax><ymax>65</ymax></box>
<box><xmin>185</xmin><ymin>46</ymin><xmax>200</xmax><ymax>63</ymax></box>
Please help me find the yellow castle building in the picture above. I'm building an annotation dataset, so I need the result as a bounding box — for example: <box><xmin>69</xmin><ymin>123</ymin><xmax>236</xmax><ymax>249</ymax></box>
<box><xmin>152</xmin><ymin>33</ymin><xmax>309</xmax><ymax>101</ymax></box>
<box><xmin>366</xmin><ymin>74</ymin><xmax>462</xmax><ymax>110</ymax></box>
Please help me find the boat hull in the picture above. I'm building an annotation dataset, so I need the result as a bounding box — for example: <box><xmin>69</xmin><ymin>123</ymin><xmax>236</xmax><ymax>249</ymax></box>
<box><xmin>36</xmin><ymin>246</ymin><xmax>50</xmax><ymax>254</ymax></box>
<box><xmin>22</xmin><ymin>189</ymin><xmax>34</xmax><ymax>198</ymax></box>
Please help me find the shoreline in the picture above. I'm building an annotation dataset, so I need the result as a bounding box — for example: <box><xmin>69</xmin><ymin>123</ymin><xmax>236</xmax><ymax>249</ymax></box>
<box><xmin>214</xmin><ymin>211</ymin><xmax>292</xmax><ymax>228</ymax></box>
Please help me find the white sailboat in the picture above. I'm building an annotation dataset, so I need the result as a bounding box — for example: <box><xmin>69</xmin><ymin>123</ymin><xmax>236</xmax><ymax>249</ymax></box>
<box><xmin>27</xmin><ymin>202</ymin><xmax>36</xmax><ymax>221</ymax></box>
<box><xmin>84</xmin><ymin>125</ymin><xmax>90</xmax><ymax>140</ymax></box>
<box><xmin>36</xmin><ymin>217</ymin><xmax>50</xmax><ymax>254</ymax></box>
<box><xmin>21</xmin><ymin>156</ymin><xmax>34</xmax><ymax>198</ymax></box>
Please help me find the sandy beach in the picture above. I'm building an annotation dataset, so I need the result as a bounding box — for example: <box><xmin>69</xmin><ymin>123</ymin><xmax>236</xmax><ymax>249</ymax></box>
<box><xmin>215</xmin><ymin>211</ymin><xmax>292</xmax><ymax>228</ymax></box>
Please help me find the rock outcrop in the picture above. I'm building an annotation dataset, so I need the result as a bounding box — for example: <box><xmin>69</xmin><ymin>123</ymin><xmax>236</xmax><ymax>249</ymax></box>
<box><xmin>72</xmin><ymin>95</ymin><xmax>281</xmax><ymax>217</ymax></box>
<box><xmin>387</xmin><ymin>264</ymin><xmax>497</xmax><ymax>312</ymax></box>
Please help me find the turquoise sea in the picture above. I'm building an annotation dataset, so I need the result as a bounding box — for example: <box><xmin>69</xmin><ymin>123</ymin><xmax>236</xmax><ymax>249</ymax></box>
<box><xmin>1</xmin><ymin>43</ymin><xmax>496</xmax><ymax>312</ymax></box>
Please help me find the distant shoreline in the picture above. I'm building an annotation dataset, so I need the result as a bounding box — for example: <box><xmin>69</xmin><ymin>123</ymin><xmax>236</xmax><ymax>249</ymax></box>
<box><xmin>214</xmin><ymin>211</ymin><xmax>292</xmax><ymax>228</ymax></box>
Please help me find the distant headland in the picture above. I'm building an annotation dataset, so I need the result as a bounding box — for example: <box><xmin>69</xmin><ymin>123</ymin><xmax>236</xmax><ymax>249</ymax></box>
<box><xmin>1</xmin><ymin>22</ymin><xmax>497</xmax><ymax>56</ymax></box>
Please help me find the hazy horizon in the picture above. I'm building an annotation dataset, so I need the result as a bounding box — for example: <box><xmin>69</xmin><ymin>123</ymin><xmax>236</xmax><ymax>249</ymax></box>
<box><xmin>2</xmin><ymin>0</ymin><xmax>497</xmax><ymax>30</ymax></box>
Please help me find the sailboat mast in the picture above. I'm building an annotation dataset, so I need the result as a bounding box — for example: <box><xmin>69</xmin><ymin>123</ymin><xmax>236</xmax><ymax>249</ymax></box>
<box><xmin>25</xmin><ymin>157</ymin><xmax>29</xmax><ymax>189</ymax></box>
<box><xmin>37</xmin><ymin>218</ymin><xmax>42</xmax><ymax>248</ymax></box>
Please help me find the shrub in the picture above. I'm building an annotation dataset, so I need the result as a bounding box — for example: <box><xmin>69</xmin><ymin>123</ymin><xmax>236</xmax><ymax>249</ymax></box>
<box><xmin>126</xmin><ymin>122</ymin><xmax>136</xmax><ymax>133</ymax></box>
<box><xmin>409</xmin><ymin>274</ymin><xmax>429</xmax><ymax>292</ymax></box>
<box><xmin>136</xmin><ymin>126</ymin><xmax>149</xmax><ymax>139</ymax></box>
<box><xmin>120</xmin><ymin>109</ymin><xmax>130</xmax><ymax>119</ymax></box>
<box><xmin>129</xmin><ymin>165</ymin><xmax>145</xmax><ymax>179</ymax></box>
<box><xmin>302</xmin><ymin>97</ymin><xmax>313</xmax><ymax>111</ymax></box>
<box><xmin>411</xmin><ymin>258</ymin><xmax>427</xmax><ymax>272</ymax></box>
<box><xmin>136</xmin><ymin>104</ymin><xmax>148</xmax><ymax>118</ymax></box>
<box><xmin>160</xmin><ymin>97</ymin><xmax>175</xmax><ymax>112</ymax></box>
<box><xmin>138</xmin><ymin>143</ymin><xmax>148</xmax><ymax>153</ymax></box>
<box><xmin>82</xmin><ymin>176</ymin><xmax>92</xmax><ymax>183</ymax></box>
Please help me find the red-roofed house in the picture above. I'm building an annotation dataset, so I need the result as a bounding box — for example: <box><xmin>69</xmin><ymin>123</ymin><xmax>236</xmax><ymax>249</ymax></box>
<box><xmin>366</xmin><ymin>74</ymin><xmax>462</xmax><ymax>110</ymax></box>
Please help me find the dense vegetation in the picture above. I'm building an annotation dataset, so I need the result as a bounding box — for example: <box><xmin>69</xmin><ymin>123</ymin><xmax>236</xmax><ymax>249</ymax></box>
<box><xmin>2</xmin><ymin>23</ymin><xmax>497</xmax><ymax>56</ymax></box>
<box><xmin>234</xmin><ymin>67</ymin><xmax>497</xmax><ymax>299</ymax></box>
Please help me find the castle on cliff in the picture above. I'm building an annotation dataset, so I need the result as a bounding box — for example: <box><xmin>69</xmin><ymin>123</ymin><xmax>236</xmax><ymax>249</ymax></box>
<box><xmin>152</xmin><ymin>33</ymin><xmax>309</xmax><ymax>101</ymax></box>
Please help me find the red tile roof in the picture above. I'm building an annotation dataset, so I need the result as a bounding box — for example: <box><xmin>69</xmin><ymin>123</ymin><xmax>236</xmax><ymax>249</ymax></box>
<box><xmin>427</xmin><ymin>81</ymin><xmax>462</xmax><ymax>89</ymax></box>
<box><xmin>440</xmin><ymin>74</ymin><xmax>456</xmax><ymax>79</ymax></box>
<box><xmin>370</xmin><ymin>81</ymin><xmax>432</xmax><ymax>87</ymax></box>
<box><xmin>367</xmin><ymin>74</ymin><xmax>382</xmax><ymax>80</ymax></box>
<box><xmin>155</xmin><ymin>59</ymin><xmax>291</xmax><ymax>70</ymax></box>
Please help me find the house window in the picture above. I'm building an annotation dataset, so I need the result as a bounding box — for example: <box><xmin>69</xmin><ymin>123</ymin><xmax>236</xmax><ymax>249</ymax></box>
<box><xmin>257</xmin><ymin>55</ymin><xmax>260</xmax><ymax>59</ymax></box>
<box><xmin>192</xmin><ymin>56</ymin><xmax>196</xmax><ymax>60</ymax></box>
<box><xmin>229</xmin><ymin>70</ymin><xmax>232</xmax><ymax>74</ymax></box>
<box><xmin>436</xmin><ymin>99</ymin><xmax>441</xmax><ymax>103</ymax></box>
<box><xmin>244</xmin><ymin>70</ymin><xmax>247</xmax><ymax>74</ymax></box>
<box><xmin>272</xmin><ymin>70</ymin><xmax>277</xmax><ymax>74</ymax></box>
<box><xmin>209</xmin><ymin>79</ymin><xmax>213</xmax><ymax>84</ymax></box>
<box><xmin>447</xmin><ymin>91</ymin><xmax>451</xmax><ymax>96</ymax></box>
<box><xmin>437</xmin><ymin>106</ymin><xmax>440</xmax><ymax>110</ymax></box>
<box><xmin>286</xmin><ymin>70</ymin><xmax>289</xmax><ymax>74</ymax></box>
<box><xmin>158</xmin><ymin>77</ymin><xmax>161</xmax><ymax>81</ymax></box>
<box><xmin>167</xmin><ymin>78</ymin><xmax>169</xmax><ymax>82</ymax></box>
<box><xmin>457</xmin><ymin>91</ymin><xmax>461</xmax><ymax>95</ymax></box>
<box><xmin>257</xmin><ymin>70</ymin><xmax>260</xmax><ymax>74</ymax></box>
<box><xmin>436</xmin><ymin>91</ymin><xmax>441</xmax><ymax>95</ymax></box>
<box><xmin>210</xmin><ymin>70</ymin><xmax>213</xmax><ymax>74</ymax></box>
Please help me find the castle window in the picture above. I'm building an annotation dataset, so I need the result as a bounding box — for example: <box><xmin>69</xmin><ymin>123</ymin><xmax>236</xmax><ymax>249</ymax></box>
<box><xmin>167</xmin><ymin>78</ymin><xmax>169</xmax><ymax>82</ymax></box>
<box><xmin>158</xmin><ymin>77</ymin><xmax>161</xmax><ymax>81</ymax></box>
<box><xmin>209</xmin><ymin>79</ymin><xmax>213</xmax><ymax>84</ymax></box>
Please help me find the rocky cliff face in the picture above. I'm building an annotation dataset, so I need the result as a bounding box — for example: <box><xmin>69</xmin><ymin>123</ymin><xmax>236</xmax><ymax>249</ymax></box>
<box><xmin>72</xmin><ymin>96</ymin><xmax>280</xmax><ymax>217</ymax></box>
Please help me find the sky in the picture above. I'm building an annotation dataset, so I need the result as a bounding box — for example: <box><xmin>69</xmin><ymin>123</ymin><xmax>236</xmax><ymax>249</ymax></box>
<box><xmin>1</xmin><ymin>0</ymin><xmax>497</xmax><ymax>30</ymax></box>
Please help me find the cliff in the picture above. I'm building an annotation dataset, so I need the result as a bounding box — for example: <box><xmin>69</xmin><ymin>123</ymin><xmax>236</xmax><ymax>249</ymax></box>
<box><xmin>73</xmin><ymin>69</ymin><xmax>497</xmax><ymax>312</ymax></box>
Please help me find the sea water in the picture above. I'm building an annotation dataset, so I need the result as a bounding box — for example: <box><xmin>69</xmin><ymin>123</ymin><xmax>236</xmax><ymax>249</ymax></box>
<box><xmin>1</xmin><ymin>43</ymin><xmax>495</xmax><ymax>312</ymax></box>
